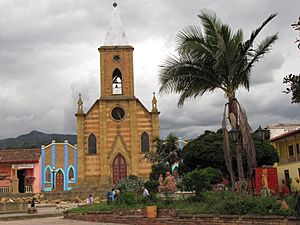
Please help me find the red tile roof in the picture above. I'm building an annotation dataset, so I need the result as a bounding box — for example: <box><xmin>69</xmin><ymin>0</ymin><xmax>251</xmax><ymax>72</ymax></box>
<box><xmin>0</xmin><ymin>149</ymin><xmax>41</xmax><ymax>164</ymax></box>
<box><xmin>271</xmin><ymin>129</ymin><xmax>300</xmax><ymax>142</ymax></box>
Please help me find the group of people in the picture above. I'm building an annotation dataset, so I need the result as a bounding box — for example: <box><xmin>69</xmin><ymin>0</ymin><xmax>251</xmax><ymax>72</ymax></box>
<box><xmin>86</xmin><ymin>171</ymin><xmax>178</xmax><ymax>206</ymax></box>
<box><xmin>106</xmin><ymin>188</ymin><xmax>120</xmax><ymax>204</ymax></box>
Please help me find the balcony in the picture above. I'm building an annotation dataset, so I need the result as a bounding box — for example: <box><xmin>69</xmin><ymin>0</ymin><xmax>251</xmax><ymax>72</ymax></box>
<box><xmin>0</xmin><ymin>186</ymin><xmax>12</xmax><ymax>193</ymax></box>
<box><xmin>25</xmin><ymin>185</ymin><xmax>33</xmax><ymax>193</ymax></box>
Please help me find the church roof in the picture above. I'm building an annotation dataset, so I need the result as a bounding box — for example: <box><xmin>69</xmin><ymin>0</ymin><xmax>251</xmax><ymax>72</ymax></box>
<box><xmin>0</xmin><ymin>148</ymin><xmax>41</xmax><ymax>164</ymax></box>
<box><xmin>103</xmin><ymin>2</ymin><xmax>129</xmax><ymax>46</ymax></box>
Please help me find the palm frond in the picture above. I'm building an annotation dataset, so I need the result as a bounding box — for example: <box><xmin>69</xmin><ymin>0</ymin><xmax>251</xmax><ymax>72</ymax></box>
<box><xmin>243</xmin><ymin>13</ymin><xmax>277</xmax><ymax>53</ymax></box>
<box><xmin>198</xmin><ymin>9</ymin><xmax>222</xmax><ymax>47</ymax></box>
<box><xmin>243</xmin><ymin>34</ymin><xmax>278</xmax><ymax>75</ymax></box>
<box><xmin>222</xmin><ymin>103</ymin><xmax>235</xmax><ymax>188</ymax></box>
<box><xmin>159</xmin><ymin>54</ymin><xmax>225</xmax><ymax>106</ymax></box>
<box><xmin>236</xmin><ymin>100</ymin><xmax>256</xmax><ymax>177</ymax></box>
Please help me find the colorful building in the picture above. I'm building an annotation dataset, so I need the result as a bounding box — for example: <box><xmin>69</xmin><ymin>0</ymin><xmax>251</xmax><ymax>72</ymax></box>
<box><xmin>41</xmin><ymin>140</ymin><xmax>78</xmax><ymax>192</ymax></box>
<box><xmin>76</xmin><ymin>3</ymin><xmax>160</xmax><ymax>188</ymax></box>
<box><xmin>271</xmin><ymin>129</ymin><xmax>300</xmax><ymax>192</ymax></box>
<box><xmin>0</xmin><ymin>149</ymin><xmax>41</xmax><ymax>193</ymax></box>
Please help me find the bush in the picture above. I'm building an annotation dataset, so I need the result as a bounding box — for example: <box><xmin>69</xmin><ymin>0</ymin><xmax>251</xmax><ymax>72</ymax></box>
<box><xmin>200</xmin><ymin>167</ymin><xmax>223</xmax><ymax>184</ymax></box>
<box><xmin>116</xmin><ymin>192</ymin><xmax>143</xmax><ymax>206</ymax></box>
<box><xmin>149</xmin><ymin>163</ymin><xmax>169</xmax><ymax>181</ymax></box>
<box><xmin>181</xmin><ymin>169</ymin><xmax>211</xmax><ymax>197</ymax></box>
<box><xmin>181</xmin><ymin>167</ymin><xmax>223</xmax><ymax>196</ymax></box>
<box><xmin>117</xmin><ymin>175</ymin><xmax>144</xmax><ymax>193</ymax></box>
<box><xmin>199</xmin><ymin>191</ymin><xmax>296</xmax><ymax>216</ymax></box>
<box><xmin>144</xmin><ymin>180</ymin><xmax>159</xmax><ymax>194</ymax></box>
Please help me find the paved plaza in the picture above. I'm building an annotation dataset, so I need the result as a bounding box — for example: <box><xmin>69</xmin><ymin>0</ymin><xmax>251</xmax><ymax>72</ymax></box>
<box><xmin>0</xmin><ymin>216</ymin><xmax>127</xmax><ymax>225</ymax></box>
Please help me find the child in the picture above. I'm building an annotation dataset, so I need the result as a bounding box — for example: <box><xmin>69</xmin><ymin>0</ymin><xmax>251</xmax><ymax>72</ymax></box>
<box><xmin>86</xmin><ymin>195</ymin><xmax>93</xmax><ymax>204</ymax></box>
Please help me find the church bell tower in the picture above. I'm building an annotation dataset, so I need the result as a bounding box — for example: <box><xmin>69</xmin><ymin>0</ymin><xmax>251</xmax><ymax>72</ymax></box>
<box><xmin>76</xmin><ymin>2</ymin><xmax>160</xmax><ymax>188</ymax></box>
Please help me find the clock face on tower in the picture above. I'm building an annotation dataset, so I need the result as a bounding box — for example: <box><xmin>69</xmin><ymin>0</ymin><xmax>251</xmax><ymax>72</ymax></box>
<box><xmin>111</xmin><ymin>107</ymin><xmax>125</xmax><ymax>121</ymax></box>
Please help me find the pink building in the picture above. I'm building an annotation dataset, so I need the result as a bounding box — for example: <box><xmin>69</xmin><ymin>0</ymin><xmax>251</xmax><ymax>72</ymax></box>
<box><xmin>0</xmin><ymin>149</ymin><xmax>41</xmax><ymax>193</ymax></box>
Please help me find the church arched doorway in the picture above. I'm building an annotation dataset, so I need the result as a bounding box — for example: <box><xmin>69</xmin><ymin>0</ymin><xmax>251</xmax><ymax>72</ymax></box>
<box><xmin>113</xmin><ymin>154</ymin><xmax>127</xmax><ymax>184</ymax></box>
<box><xmin>55</xmin><ymin>170</ymin><xmax>64</xmax><ymax>191</ymax></box>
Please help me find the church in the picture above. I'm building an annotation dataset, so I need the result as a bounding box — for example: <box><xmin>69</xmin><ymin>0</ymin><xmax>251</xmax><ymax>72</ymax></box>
<box><xmin>76</xmin><ymin>2</ymin><xmax>160</xmax><ymax>188</ymax></box>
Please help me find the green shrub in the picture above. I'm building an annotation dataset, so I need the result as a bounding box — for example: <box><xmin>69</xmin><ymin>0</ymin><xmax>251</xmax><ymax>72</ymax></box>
<box><xmin>200</xmin><ymin>167</ymin><xmax>223</xmax><ymax>184</ymax></box>
<box><xmin>141</xmin><ymin>193</ymin><xmax>159</xmax><ymax>204</ymax></box>
<box><xmin>199</xmin><ymin>191</ymin><xmax>296</xmax><ymax>216</ymax></box>
<box><xmin>117</xmin><ymin>175</ymin><xmax>144</xmax><ymax>193</ymax></box>
<box><xmin>116</xmin><ymin>192</ymin><xmax>143</xmax><ymax>206</ymax></box>
<box><xmin>181</xmin><ymin>167</ymin><xmax>223</xmax><ymax>196</ymax></box>
<box><xmin>149</xmin><ymin>163</ymin><xmax>169</xmax><ymax>180</ymax></box>
<box><xmin>144</xmin><ymin>180</ymin><xmax>159</xmax><ymax>194</ymax></box>
<box><xmin>181</xmin><ymin>169</ymin><xmax>211</xmax><ymax>196</ymax></box>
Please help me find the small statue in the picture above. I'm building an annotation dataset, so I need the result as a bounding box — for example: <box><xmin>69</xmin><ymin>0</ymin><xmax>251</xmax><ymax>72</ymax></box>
<box><xmin>158</xmin><ymin>172</ymin><xmax>177</xmax><ymax>193</ymax></box>
<box><xmin>158</xmin><ymin>174</ymin><xmax>164</xmax><ymax>192</ymax></box>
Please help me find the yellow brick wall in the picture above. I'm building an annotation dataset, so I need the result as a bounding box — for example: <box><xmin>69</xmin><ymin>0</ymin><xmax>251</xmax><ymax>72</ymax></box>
<box><xmin>76</xmin><ymin>44</ymin><xmax>159</xmax><ymax>187</ymax></box>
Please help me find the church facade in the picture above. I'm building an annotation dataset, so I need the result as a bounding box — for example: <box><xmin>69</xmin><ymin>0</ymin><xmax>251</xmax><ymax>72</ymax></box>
<box><xmin>76</xmin><ymin>3</ymin><xmax>160</xmax><ymax>188</ymax></box>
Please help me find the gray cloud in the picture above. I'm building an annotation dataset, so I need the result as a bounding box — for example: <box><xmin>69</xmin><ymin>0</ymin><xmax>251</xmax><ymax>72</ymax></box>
<box><xmin>0</xmin><ymin>0</ymin><xmax>299</xmax><ymax>140</ymax></box>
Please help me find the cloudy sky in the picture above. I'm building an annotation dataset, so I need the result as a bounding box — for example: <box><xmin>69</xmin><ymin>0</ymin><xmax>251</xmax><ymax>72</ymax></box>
<box><xmin>0</xmin><ymin>0</ymin><xmax>299</xmax><ymax>140</ymax></box>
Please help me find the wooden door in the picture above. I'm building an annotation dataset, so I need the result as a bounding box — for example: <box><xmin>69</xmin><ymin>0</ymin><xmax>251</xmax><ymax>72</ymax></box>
<box><xmin>113</xmin><ymin>154</ymin><xmax>127</xmax><ymax>184</ymax></box>
<box><xmin>55</xmin><ymin>170</ymin><xmax>64</xmax><ymax>191</ymax></box>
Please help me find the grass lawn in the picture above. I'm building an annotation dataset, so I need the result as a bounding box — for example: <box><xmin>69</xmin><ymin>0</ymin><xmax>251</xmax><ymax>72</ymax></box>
<box><xmin>67</xmin><ymin>191</ymin><xmax>297</xmax><ymax>216</ymax></box>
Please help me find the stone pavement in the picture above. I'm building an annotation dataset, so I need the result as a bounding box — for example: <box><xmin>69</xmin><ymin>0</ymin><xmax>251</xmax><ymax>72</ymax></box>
<box><xmin>0</xmin><ymin>206</ymin><xmax>62</xmax><ymax>221</ymax></box>
<box><xmin>0</xmin><ymin>216</ymin><xmax>128</xmax><ymax>225</ymax></box>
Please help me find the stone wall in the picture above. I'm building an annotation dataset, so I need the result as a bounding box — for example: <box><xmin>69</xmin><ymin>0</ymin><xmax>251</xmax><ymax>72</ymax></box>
<box><xmin>0</xmin><ymin>190</ymin><xmax>107</xmax><ymax>204</ymax></box>
<box><xmin>0</xmin><ymin>202</ymin><xmax>27</xmax><ymax>213</ymax></box>
<box><xmin>64</xmin><ymin>209</ymin><xmax>300</xmax><ymax>225</ymax></box>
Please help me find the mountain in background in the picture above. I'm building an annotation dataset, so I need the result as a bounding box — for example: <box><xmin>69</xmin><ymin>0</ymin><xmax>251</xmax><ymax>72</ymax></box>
<box><xmin>0</xmin><ymin>130</ymin><xmax>77</xmax><ymax>149</ymax></box>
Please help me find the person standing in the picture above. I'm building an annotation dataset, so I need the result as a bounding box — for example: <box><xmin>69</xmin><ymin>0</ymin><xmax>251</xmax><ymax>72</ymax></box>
<box><xmin>111</xmin><ymin>189</ymin><xmax>116</xmax><ymax>201</ymax></box>
<box><xmin>143</xmin><ymin>187</ymin><xmax>149</xmax><ymax>197</ymax></box>
<box><xmin>106</xmin><ymin>190</ymin><xmax>112</xmax><ymax>204</ymax></box>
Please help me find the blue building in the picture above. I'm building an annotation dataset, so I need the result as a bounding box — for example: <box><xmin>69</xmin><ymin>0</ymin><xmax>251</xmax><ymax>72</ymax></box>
<box><xmin>41</xmin><ymin>140</ymin><xmax>78</xmax><ymax>192</ymax></box>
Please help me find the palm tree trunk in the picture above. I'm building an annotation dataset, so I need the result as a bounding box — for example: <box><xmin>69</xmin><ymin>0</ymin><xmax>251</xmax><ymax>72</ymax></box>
<box><xmin>228</xmin><ymin>97</ymin><xmax>245</xmax><ymax>182</ymax></box>
<box><xmin>236</xmin><ymin>138</ymin><xmax>245</xmax><ymax>181</ymax></box>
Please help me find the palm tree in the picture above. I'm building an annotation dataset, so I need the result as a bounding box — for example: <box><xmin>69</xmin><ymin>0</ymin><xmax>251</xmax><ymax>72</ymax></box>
<box><xmin>145</xmin><ymin>133</ymin><xmax>179</xmax><ymax>170</ymax></box>
<box><xmin>159</xmin><ymin>10</ymin><xmax>278</xmax><ymax>187</ymax></box>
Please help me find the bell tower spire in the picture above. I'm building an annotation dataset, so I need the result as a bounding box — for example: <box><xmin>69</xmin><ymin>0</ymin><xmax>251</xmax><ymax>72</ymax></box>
<box><xmin>99</xmin><ymin>1</ymin><xmax>134</xmax><ymax>98</ymax></box>
<box><xmin>104</xmin><ymin>1</ymin><xmax>128</xmax><ymax>46</ymax></box>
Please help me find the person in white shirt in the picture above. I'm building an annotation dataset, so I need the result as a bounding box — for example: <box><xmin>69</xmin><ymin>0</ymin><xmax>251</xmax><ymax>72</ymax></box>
<box><xmin>143</xmin><ymin>187</ymin><xmax>149</xmax><ymax>197</ymax></box>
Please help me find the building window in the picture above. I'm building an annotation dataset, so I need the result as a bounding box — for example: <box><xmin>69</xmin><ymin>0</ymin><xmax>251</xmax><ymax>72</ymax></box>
<box><xmin>68</xmin><ymin>167</ymin><xmax>74</xmax><ymax>182</ymax></box>
<box><xmin>298</xmin><ymin>168</ymin><xmax>300</xmax><ymax>178</ymax></box>
<box><xmin>288</xmin><ymin>145</ymin><xmax>294</xmax><ymax>157</ymax></box>
<box><xmin>297</xmin><ymin>144</ymin><xmax>300</xmax><ymax>154</ymax></box>
<box><xmin>112</xmin><ymin>68</ymin><xmax>122</xmax><ymax>95</ymax></box>
<box><xmin>45</xmin><ymin>167</ymin><xmax>51</xmax><ymax>182</ymax></box>
<box><xmin>88</xmin><ymin>134</ymin><xmax>97</xmax><ymax>155</ymax></box>
<box><xmin>288</xmin><ymin>145</ymin><xmax>295</xmax><ymax>162</ymax></box>
<box><xmin>141</xmin><ymin>132</ymin><xmax>149</xmax><ymax>153</ymax></box>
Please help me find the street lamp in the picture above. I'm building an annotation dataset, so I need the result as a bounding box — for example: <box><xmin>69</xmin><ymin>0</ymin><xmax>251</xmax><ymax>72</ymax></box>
<box><xmin>229</xmin><ymin>127</ymin><xmax>240</xmax><ymax>142</ymax></box>
<box><xmin>255</xmin><ymin>125</ymin><xmax>270</xmax><ymax>141</ymax></box>
<box><xmin>51</xmin><ymin>167</ymin><xmax>55</xmax><ymax>190</ymax></box>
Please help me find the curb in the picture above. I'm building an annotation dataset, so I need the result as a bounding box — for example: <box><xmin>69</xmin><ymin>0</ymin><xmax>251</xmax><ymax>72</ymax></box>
<box><xmin>0</xmin><ymin>213</ymin><xmax>63</xmax><ymax>221</ymax></box>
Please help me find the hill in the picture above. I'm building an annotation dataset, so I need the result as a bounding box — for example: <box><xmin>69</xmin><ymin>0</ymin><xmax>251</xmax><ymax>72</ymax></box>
<box><xmin>0</xmin><ymin>130</ymin><xmax>77</xmax><ymax>149</ymax></box>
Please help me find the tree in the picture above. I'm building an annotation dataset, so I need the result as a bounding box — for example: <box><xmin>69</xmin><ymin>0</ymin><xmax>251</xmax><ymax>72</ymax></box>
<box><xmin>180</xmin><ymin>130</ymin><xmax>227</xmax><ymax>174</ymax></box>
<box><xmin>179</xmin><ymin>130</ymin><xmax>278</xmax><ymax>177</ymax></box>
<box><xmin>283</xmin><ymin>17</ymin><xmax>300</xmax><ymax>103</ymax></box>
<box><xmin>254</xmin><ymin>139</ymin><xmax>279</xmax><ymax>167</ymax></box>
<box><xmin>159</xmin><ymin>10</ymin><xmax>278</xmax><ymax>185</ymax></box>
<box><xmin>145</xmin><ymin>133</ymin><xmax>180</xmax><ymax>171</ymax></box>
